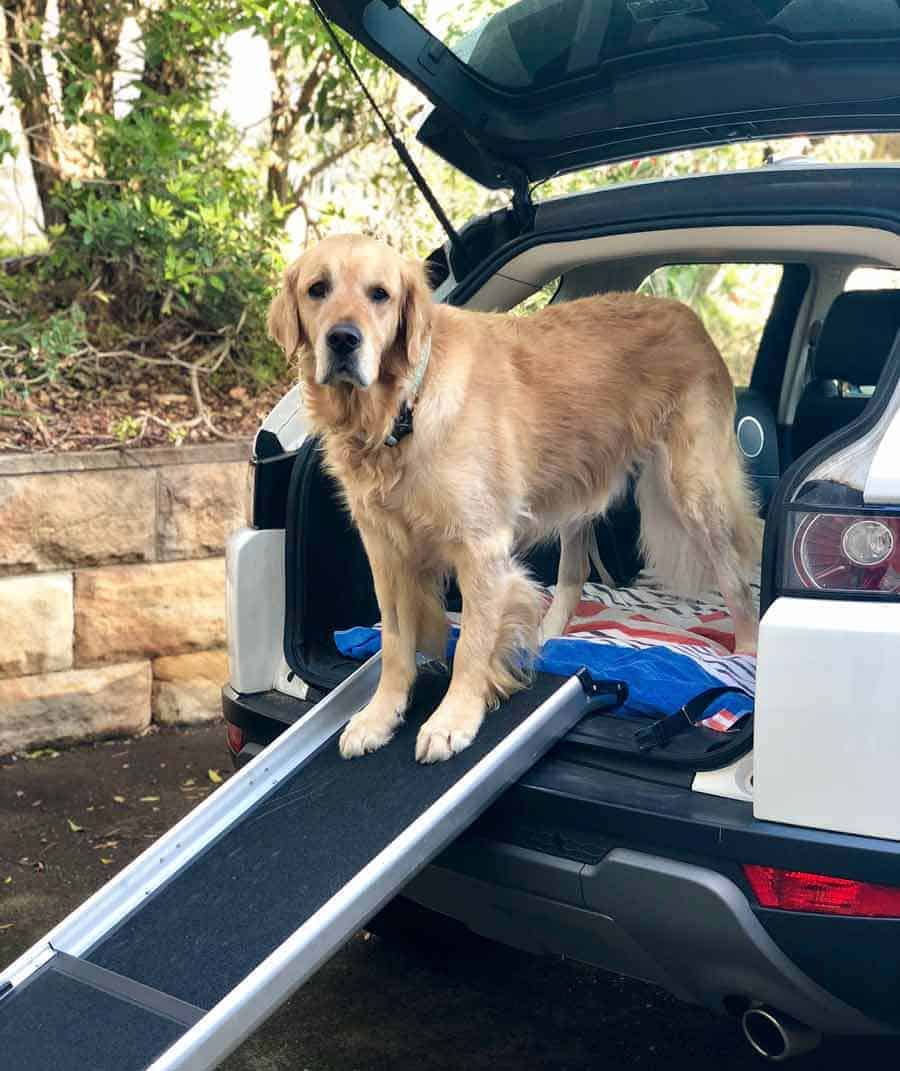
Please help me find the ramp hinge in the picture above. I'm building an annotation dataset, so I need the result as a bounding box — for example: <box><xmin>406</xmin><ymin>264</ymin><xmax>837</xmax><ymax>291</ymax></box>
<box><xmin>576</xmin><ymin>669</ymin><xmax>628</xmax><ymax>709</ymax></box>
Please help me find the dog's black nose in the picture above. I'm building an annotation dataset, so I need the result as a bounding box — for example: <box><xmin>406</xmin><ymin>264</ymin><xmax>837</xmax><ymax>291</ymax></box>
<box><xmin>326</xmin><ymin>323</ymin><xmax>362</xmax><ymax>355</ymax></box>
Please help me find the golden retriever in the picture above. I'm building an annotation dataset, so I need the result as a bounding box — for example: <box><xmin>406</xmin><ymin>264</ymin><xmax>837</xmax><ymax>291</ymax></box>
<box><xmin>268</xmin><ymin>234</ymin><xmax>760</xmax><ymax>763</ymax></box>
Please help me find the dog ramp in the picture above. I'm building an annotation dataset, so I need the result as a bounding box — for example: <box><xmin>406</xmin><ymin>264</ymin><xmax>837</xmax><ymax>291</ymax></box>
<box><xmin>0</xmin><ymin>656</ymin><xmax>624</xmax><ymax>1071</ymax></box>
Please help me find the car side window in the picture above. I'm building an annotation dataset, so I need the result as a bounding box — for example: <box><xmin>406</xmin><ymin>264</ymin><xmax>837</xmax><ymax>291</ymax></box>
<box><xmin>844</xmin><ymin>267</ymin><xmax>900</xmax><ymax>293</ymax></box>
<box><xmin>509</xmin><ymin>277</ymin><xmax>560</xmax><ymax>317</ymax></box>
<box><xmin>638</xmin><ymin>263</ymin><xmax>784</xmax><ymax>387</ymax></box>
<box><xmin>827</xmin><ymin>267</ymin><xmax>900</xmax><ymax>396</ymax></box>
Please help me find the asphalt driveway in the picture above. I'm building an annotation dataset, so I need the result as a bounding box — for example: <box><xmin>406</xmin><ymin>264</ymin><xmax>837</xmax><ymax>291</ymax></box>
<box><xmin>2</xmin><ymin>725</ymin><xmax>897</xmax><ymax>1070</ymax></box>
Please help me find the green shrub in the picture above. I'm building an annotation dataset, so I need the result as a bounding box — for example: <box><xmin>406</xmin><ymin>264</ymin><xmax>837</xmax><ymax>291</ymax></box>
<box><xmin>41</xmin><ymin>98</ymin><xmax>286</xmax><ymax>384</ymax></box>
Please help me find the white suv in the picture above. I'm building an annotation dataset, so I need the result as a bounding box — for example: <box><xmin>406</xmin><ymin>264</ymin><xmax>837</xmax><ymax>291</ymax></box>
<box><xmin>225</xmin><ymin>1</ymin><xmax>900</xmax><ymax>1058</ymax></box>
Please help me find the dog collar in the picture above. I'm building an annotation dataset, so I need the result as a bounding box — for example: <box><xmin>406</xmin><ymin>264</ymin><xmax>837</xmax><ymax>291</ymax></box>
<box><xmin>385</xmin><ymin>336</ymin><xmax>431</xmax><ymax>447</ymax></box>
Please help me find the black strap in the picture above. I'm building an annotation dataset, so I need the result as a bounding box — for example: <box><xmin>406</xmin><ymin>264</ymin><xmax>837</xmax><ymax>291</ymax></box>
<box><xmin>634</xmin><ymin>685</ymin><xmax>752</xmax><ymax>753</ymax></box>
<box><xmin>384</xmin><ymin>402</ymin><xmax>414</xmax><ymax>447</ymax></box>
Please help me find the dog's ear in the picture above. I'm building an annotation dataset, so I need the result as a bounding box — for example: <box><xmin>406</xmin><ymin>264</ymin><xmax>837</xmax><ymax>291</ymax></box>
<box><xmin>400</xmin><ymin>258</ymin><xmax>433</xmax><ymax>367</ymax></box>
<box><xmin>267</xmin><ymin>264</ymin><xmax>304</xmax><ymax>357</ymax></box>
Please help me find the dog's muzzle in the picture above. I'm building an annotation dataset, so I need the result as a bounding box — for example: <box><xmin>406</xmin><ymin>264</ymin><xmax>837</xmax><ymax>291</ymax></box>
<box><xmin>323</xmin><ymin>322</ymin><xmax>365</xmax><ymax>385</ymax></box>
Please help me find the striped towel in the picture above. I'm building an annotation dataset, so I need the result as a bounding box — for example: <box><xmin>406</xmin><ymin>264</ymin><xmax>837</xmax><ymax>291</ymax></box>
<box><xmin>333</xmin><ymin>570</ymin><xmax>757</xmax><ymax>733</ymax></box>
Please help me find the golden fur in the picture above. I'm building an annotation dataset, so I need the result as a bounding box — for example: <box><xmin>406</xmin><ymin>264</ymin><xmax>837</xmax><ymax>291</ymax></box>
<box><xmin>268</xmin><ymin>235</ymin><xmax>760</xmax><ymax>763</ymax></box>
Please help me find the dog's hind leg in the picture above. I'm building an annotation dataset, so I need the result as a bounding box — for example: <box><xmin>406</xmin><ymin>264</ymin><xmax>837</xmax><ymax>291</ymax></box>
<box><xmin>540</xmin><ymin>521</ymin><xmax>592</xmax><ymax>641</ymax></box>
<box><xmin>415</xmin><ymin>573</ymin><xmax>449</xmax><ymax>665</ymax></box>
<box><xmin>416</xmin><ymin>533</ymin><xmax>542</xmax><ymax>763</ymax></box>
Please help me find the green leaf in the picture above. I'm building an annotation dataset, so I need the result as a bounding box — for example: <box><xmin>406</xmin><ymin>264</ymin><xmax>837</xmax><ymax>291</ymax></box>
<box><xmin>25</xmin><ymin>748</ymin><xmax>60</xmax><ymax>760</ymax></box>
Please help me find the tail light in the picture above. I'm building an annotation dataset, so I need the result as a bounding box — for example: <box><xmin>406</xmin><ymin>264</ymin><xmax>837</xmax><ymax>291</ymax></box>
<box><xmin>776</xmin><ymin>372</ymin><xmax>900</xmax><ymax>599</ymax></box>
<box><xmin>744</xmin><ymin>864</ymin><xmax>900</xmax><ymax>918</ymax></box>
<box><xmin>784</xmin><ymin>511</ymin><xmax>900</xmax><ymax>593</ymax></box>
<box><xmin>226</xmin><ymin>723</ymin><xmax>246</xmax><ymax>755</ymax></box>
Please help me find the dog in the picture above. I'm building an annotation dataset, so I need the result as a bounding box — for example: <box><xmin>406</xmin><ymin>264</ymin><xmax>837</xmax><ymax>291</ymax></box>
<box><xmin>268</xmin><ymin>234</ymin><xmax>760</xmax><ymax>763</ymax></box>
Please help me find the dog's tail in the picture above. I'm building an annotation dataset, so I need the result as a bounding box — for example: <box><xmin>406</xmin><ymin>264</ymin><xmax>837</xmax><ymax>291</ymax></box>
<box><xmin>635</xmin><ymin>435</ymin><xmax>761</xmax><ymax>602</ymax></box>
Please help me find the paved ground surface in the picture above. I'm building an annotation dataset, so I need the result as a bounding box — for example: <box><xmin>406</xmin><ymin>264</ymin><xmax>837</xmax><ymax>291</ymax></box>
<box><xmin>2</xmin><ymin>724</ymin><xmax>898</xmax><ymax>1070</ymax></box>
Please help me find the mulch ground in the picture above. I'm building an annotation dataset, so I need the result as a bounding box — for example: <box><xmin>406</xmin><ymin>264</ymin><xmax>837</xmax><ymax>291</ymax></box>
<box><xmin>0</xmin><ymin>358</ymin><xmax>294</xmax><ymax>454</ymax></box>
<box><xmin>0</xmin><ymin>725</ymin><xmax>235</xmax><ymax>964</ymax></box>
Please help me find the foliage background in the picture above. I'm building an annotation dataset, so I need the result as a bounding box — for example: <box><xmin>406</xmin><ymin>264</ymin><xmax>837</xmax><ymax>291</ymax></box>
<box><xmin>0</xmin><ymin>1</ymin><xmax>897</xmax><ymax>450</ymax></box>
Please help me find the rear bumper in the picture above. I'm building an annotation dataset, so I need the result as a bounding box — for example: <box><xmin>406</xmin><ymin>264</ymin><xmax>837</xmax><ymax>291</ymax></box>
<box><xmin>224</xmin><ymin>685</ymin><xmax>900</xmax><ymax>1035</ymax></box>
<box><xmin>405</xmin><ymin>838</ymin><xmax>891</xmax><ymax>1036</ymax></box>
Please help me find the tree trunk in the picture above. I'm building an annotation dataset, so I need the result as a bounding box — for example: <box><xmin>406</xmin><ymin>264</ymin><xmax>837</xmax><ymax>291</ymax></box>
<box><xmin>266</xmin><ymin>39</ymin><xmax>327</xmax><ymax>207</ymax></box>
<box><xmin>57</xmin><ymin>0</ymin><xmax>126</xmax><ymax>120</ymax></box>
<box><xmin>139</xmin><ymin>2</ymin><xmax>210</xmax><ymax>100</ymax></box>
<box><xmin>266</xmin><ymin>36</ymin><xmax>293</xmax><ymax>205</ymax></box>
<box><xmin>3</xmin><ymin>0</ymin><xmax>64</xmax><ymax>229</ymax></box>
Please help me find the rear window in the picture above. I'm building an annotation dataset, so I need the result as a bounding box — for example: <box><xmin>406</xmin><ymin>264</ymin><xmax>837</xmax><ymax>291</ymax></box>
<box><xmin>415</xmin><ymin>1</ymin><xmax>900</xmax><ymax>91</ymax></box>
<box><xmin>638</xmin><ymin>263</ymin><xmax>783</xmax><ymax>387</ymax></box>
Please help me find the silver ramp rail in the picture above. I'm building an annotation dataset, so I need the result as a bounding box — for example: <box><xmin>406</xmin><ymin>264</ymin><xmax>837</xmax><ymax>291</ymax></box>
<box><xmin>0</xmin><ymin>657</ymin><xmax>623</xmax><ymax>1071</ymax></box>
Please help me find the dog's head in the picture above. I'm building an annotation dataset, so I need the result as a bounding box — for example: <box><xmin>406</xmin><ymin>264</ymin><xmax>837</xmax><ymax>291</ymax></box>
<box><xmin>268</xmin><ymin>235</ymin><xmax>432</xmax><ymax>391</ymax></box>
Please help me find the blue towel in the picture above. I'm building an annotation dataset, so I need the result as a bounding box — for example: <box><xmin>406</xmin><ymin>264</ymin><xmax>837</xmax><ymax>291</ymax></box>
<box><xmin>333</xmin><ymin>625</ymin><xmax>753</xmax><ymax>724</ymax></box>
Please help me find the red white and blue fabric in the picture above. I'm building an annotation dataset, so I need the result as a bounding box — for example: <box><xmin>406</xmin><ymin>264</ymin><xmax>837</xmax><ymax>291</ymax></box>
<box><xmin>333</xmin><ymin>571</ymin><xmax>758</xmax><ymax>732</ymax></box>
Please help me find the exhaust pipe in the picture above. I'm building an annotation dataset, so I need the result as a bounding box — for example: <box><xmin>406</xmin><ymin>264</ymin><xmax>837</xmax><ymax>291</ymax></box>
<box><xmin>741</xmin><ymin>1007</ymin><xmax>822</xmax><ymax>1061</ymax></box>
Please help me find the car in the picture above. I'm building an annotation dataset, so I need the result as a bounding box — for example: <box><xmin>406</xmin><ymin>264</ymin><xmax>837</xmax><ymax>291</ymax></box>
<box><xmin>224</xmin><ymin>2</ymin><xmax>900</xmax><ymax>1059</ymax></box>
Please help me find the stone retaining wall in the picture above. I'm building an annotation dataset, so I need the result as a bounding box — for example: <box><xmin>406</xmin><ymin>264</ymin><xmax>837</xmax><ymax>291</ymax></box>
<box><xmin>0</xmin><ymin>442</ymin><xmax>251</xmax><ymax>755</ymax></box>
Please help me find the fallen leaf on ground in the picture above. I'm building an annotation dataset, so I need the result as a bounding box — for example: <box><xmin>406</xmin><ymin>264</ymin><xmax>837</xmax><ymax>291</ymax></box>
<box><xmin>113</xmin><ymin>795</ymin><xmax>126</xmax><ymax>804</ymax></box>
<box><xmin>25</xmin><ymin>748</ymin><xmax>59</xmax><ymax>760</ymax></box>
<box><xmin>139</xmin><ymin>796</ymin><xmax>160</xmax><ymax>803</ymax></box>
<box><xmin>3</xmin><ymin>877</ymin><xmax>11</xmax><ymax>885</ymax></box>
<box><xmin>0</xmin><ymin>923</ymin><xmax>14</xmax><ymax>931</ymax></box>
<box><xmin>100</xmin><ymin>858</ymin><xmax>113</xmax><ymax>865</ymax></box>
<box><xmin>207</xmin><ymin>769</ymin><xmax>223</xmax><ymax>784</ymax></box>
<box><xmin>181</xmin><ymin>778</ymin><xmax>196</xmax><ymax>788</ymax></box>
<box><xmin>67</xmin><ymin>818</ymin><xmax>84</xmax><ymax>833</ymax></box>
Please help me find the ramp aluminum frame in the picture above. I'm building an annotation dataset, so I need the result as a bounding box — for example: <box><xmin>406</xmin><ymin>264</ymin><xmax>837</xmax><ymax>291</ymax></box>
<box><xmin>0</xmin><ymin>657</ymin><xmax>622</xmax><ymax>1071</ymax></box>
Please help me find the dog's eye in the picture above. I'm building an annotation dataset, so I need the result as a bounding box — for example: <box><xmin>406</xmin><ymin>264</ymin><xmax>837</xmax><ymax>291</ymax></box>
<box><xmin>369</xmin><ymin>286</ymin><xmax>390</xmax><ymax>304</ymax></box>
<box><xmin>308</xmin><ymin>280</ymin><xmax>329</xmax><ymax>300</ymax></box>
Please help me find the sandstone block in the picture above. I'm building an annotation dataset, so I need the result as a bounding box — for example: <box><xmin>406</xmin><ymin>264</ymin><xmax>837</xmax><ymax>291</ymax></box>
<box><xmin>0</xmin><ymin>469</ymin><xmax>155</xmax><ymax>575</ymax></box>
<box><xmin>75</xmin><ymin>559</ymin><xmax>226</xmax><ymax>665</ymax></box>
<box><xmin>152</xmin><ymin>648</ymin><xmax>228</xmax><ymax>725</ymax></box>
<box><xmin>0</xmin><ymin>661</ymin><xmax>151</xmax><ymax>755</ymax></box>
<box><xmin>0</xmin><ymin>573</ymin><xmax>73</xmax><ymax>678</ymax></box>
<box><xmin>157</xmin><ymin>461</ymin><xmax>248</xmax><ymax>560</ymax></box>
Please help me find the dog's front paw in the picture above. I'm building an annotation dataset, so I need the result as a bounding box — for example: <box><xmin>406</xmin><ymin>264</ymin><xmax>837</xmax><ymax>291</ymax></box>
<box><xmin>339</xmin><ymin>703</ymin><xmax>403</xmax><ymax>759</ymax></box>
<box><xmin>415</xmin><ymin>701</ymin><xmax>484</xmax><ymax>764</ymax></box>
